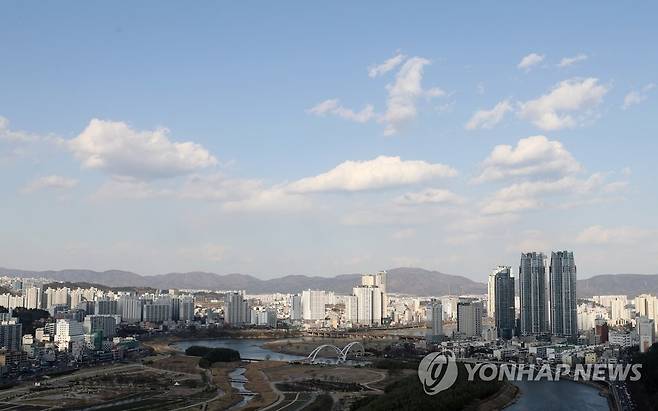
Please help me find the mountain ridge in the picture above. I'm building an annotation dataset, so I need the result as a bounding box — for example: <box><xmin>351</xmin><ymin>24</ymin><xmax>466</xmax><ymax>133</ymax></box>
<box><xmin>1</xmin><ymin>267</ymin><xmax>656</xmax><ymax>297</ymax></box>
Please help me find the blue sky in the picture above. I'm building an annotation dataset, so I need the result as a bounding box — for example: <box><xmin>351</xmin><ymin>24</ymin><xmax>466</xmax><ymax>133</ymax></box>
<box><xmin>1</xmin><ymin>2</ymin><xmax>657</xmax><ymax>280</ymax></box>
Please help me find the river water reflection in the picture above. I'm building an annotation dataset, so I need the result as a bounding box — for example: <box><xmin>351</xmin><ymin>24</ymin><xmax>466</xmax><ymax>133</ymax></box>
<box><xmin>173</xmin><ymin>338</ymin><xmax>306</xmax><ymax>361</ymax></box>
<box><xmin>507</xmin><ymin>380</ymin><xmax>609</xmax><ymax>411</ymax></box>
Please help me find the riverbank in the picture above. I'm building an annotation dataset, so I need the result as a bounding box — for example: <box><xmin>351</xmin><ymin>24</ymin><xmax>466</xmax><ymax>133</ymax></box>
<box><xmin>466</xmin><ymin>381</ymin><xmax>520</xmax><ymax>411</ymax></box>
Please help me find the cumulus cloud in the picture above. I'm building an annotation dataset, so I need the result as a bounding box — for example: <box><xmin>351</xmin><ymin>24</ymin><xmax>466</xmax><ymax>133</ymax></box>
<box><xmin>287</xmin><ymin>155</ymin><xmax>457</xmax><ymax>193</ymax></box>
<box><xmin>21</xmin><ymin>175</ymin><xmax>78</xmax><ymax>194</ymax></box>
<box><xmin>0</xmin><ymin>116</ymin><xmax>40</xmax><ymax>143</ymax></box>
<box><xmin>474</xmin><ymin>136</ymin><xmax>581</xmax><ymax>183</ymax></box>
<box><xmin>306</xmin><ymin>99</ymin><xmax>375</xmax><ymax>123</ymax></box>
<box><xmin>68</xmin><ymin>119</ymin><xmax>217</xmax><ymax>179</ymax></box>
<box><xmin>481</xmin><ymin>174</ymin><xmax>625</xmax><ymax>215</ymax></box>
<box><xmin>465</xmin><ymin>100</ymin><xmax>513</xmax><ymax>130</ymax></box>
<box><xmin>517</xmin><ymin>53</ymin><xmax>545</xmax><ymax>71</ymax></box>
<box><xmin>381</xmin><ymin>57</ymin><xmax>441</xmax><ymax>135</ymax></box>
<box><xmin>395</xmin><ymin>188</ymin><xmax>464</xmax><ymax>206</ymax></box>
<box><xmin>622</xmin><ymin>83</ymin><xmax>655</xmax><ymax>109</ymax></box>
<box><xmin>308</xmin><ymin>55</ymin><xmax>442</xmax><ymax>135</ymax></box>
<box><xmin>518</xmin><ymin>78</ymin><xmax>608</xmax><ymax>130</ymax></box>
<box><xmin>368</xmin><ymin>52</ymin><xmax>406</xmax><ymax>78</ymax></box>
<box><xmin>558</xmin><ymin>53</ymin><xmax>588</xmax><ymax>68</ymax></box>
<box><xmin>576</xmin><ymin>225</ymin><xmax>656</xmax><ymax>245</ymax></box>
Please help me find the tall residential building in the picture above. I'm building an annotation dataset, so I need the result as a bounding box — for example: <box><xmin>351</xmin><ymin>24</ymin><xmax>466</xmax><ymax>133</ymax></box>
<box><xmin>487</xmin><ymin>270</ymin><xmax>497</xmax><ymax>317</ymax></box>
<box><xmin>118</xmin><ymin>295</ymin><xmax>142</xmax><ymax>323</ymax></box>
<box><xmin>301</xmin><ymin>290</ymin><xmax>333</xmax><ymax>321</ymax></box>
<box><xmin>361</xmin><ymin>271</ymin><xmax>388</xmax><ymax>321</ymax></box>
<box><xmin>519</xmin><ymin>252</ymin><xmax>548</xmax><ymax>336</ymax></box>
<box><xmin>426</xmin><ymin>299</ymin><xmax>443</xmax><ymax>342</ymax></box>
<box><xmin>289</xmin><ymin>294</ymin><xmax>302</xmax><ymax>321</ymax></box>
<box><xmin>83</xmin><ymin>315</ymin><xmax>117</xmax><ymax>339</ymax></box>
<box><xmin>549</xmin><ymin>251</ymin><xmax>578</xmax><ymax>338</ymax></box>
<box><xmin>225</xmin><ymin>292</ymin><xmax>250</xmax><ymax>326</ymax></box>
<box><xmin>0</xmin><ymin>320</ymin><xmax>22</xmax><ymax>351</ymax></box>
<box><xmin>142</xmin><ymin>297</ymin><xmax>173</xmax><ymax>323</ymax></box>
<box><xmin>344</xmin><ymin>295</ymin><xmax>358</xmax><ymax>323</ymax></box>
<box><xmin>638</xmin><ymin>316</ymin><xmax>655</xmax><ymax>353</ymax></box>
<box><xmin>54</xmin><ymin>319</ymin><xmax>84</xmax><ymax>350</ymax></box>
<box><xmin>611</xmin><ymin>297</ymin><xmax>631</xmax><ymax>322</ymax></box>
<box><xmin>95</xmin><ymin>298</ymin><xmax>119</xmax><ymax>316</ymax></box>
<box><xmin>353</xmin><ymin>285</ymin><xmax>383</xmax><ymax>326</ymax></box>
<box><xmin>178</xmin><ymin>295</ymin><xmax>195</xmax><ymax>322</ymax></box>
<box><xmin>457</xmin><ymin>301</ymin><xmax>483</xmax><ymax>338</ymax></box>
<box><xmin>491</xmin><ymin>266</ymin><xmax>515</xmax><ymax>339</ymax></box>
<box><xmin>635</xmin><ymin>294</ymin><xmax>658</xmax><ymax>332</ymax></box>
<box><xmin>24</xmin><ymin>287</ymin><xmax>42</xmax><ymax>310</ymax></box>
<box><xmin>361</xmin><ymin>271</ymin><xmax>387</xmax><ymax>293</ymax></box>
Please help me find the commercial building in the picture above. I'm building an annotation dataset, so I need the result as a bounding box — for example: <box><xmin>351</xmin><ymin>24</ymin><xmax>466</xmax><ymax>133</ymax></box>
<box><xmin>426</xmin><ymin>299</ymin><xmax>443</xmax><ymax>342</ymax></box>
<box><xmin>490</xmin><ymin>266</ymin><xmax>515</xmax><ymax>339</ymax></box>
<box><xmin>457</xmin><ymin>301</ymin><xmax>483</xmax><ymax>338</ymax></box>
<box><xmin>549</xmin><ymin>251</ymin><xmax>578</xmax><ymax>338</ymax></box>
<box><xmin>519</xmin><ymin>252</ymin><xmax>548</xmax><ymax>336</ymax></box>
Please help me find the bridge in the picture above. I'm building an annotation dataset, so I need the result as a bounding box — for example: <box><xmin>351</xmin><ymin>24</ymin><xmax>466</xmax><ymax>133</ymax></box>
<box><xmin>305</xmin><ymin>341</ymin><xmax>365</xmax><ymax>364</ymax></box>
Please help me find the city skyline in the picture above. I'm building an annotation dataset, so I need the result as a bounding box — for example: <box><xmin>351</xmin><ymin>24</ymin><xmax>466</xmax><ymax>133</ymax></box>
<box><xmin>1</xmin><ymin>2</ymin><xmax>657</xmax><ymax>280</ymax></box>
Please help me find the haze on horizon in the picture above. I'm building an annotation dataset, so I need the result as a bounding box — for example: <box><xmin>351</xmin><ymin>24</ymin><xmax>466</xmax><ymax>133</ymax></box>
<box><xmin>1</xmin><ymin>2</ymin><xmax>657</xmax><ymax>281</ymax></box>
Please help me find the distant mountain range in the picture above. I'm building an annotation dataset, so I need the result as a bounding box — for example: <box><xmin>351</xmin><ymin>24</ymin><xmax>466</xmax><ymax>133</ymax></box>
<box><xmin>0</xmin><ymin>267</ymin><xmax>485</xmax><ymax>296</ymax></box>
<box><xmin>0</xmin><ymin>266</ymin><xmax>656</xmax><ymax>297</ymax></box>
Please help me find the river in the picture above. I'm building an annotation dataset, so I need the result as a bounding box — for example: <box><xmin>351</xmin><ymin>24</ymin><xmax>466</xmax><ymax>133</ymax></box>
<box><xmin>507</xmin><ymin>380</ymin><xmax>609</xmax><ymax>411</ymax></box>
<box><xmin>173</xmin><ymin>338</ymin><xmax>306</xmax><ymax>361</ymax></box>
<box><xmin>173</xmin><ymin>339</ymin><xmax>609</xmax><ymax>410</ymax></box>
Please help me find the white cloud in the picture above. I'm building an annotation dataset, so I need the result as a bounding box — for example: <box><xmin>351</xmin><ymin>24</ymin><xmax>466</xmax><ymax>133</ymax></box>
<box><xmin>558</xmin><ymin>53</ymin><xmax>588</xmax><ymax>68</ymax></box>
<box><xmin>68</xmin><ymin>119</ymin><xmax>217</xmax><ymax>179</ymax></box>
<box><xmin>306</xmin><ymin>99</ymin><xmax>375</xmax><ymax>123</ymax></box>
<box><xmin>576</xmin><ymin>225</ymin><xmax>655</xmax><ymax>245</ymax></box>
<box><xmin>518</xmin><ymin>78</ymin><xmax>608</xmax><ymax>130</ymax></box>
<box><xmin>481</xmin><ymin>174</ymin><xmax>625</xmax><ymax>215</ymax></box>
<box><xmin>395</xmin><ymin>188</ymin><xmax>464</xmax><ymax>206</ymax></box>
<box><xmin>368</xmin><ymin>52</ymin><xmax>406</xmax><ymax>78</ymax></box>
<box><xmin>475</xmin><ymin>136</ymin><xmax>581</xmax><ymax>183</ymax></box>
<box><xmin>465</xmin><ymin>100</ymin><xmax>512</xmax><ymax>130</ymax></box>
<box><xmin>517</xmin><ymin>53</ymin><xmax>545</xmax><ymax>71</ymax></box>
<box><xmin>0</xmin><ymin>116</ymin><xmax>40</xmax><ymax>143</ymax></box>
<box><xmin>21</xmin><ymin>175</ymin><xmax>79</xmax><ymax>193</ymax></box>
<box><xmin>287</xmin><ymin>155</ymin><xmax>457</xmax><ymax>193</ymax></box>
<box><xmin>381</xmin><ymin>57</ymin><xmax>440</xmax><ymax>135</ymax></box>
<box><xmin>309</xmin><ymin>55</ymin><xmax>441</xmax><ymax>135</ymax></box>
<box><xmin>622</xmin><ymin>83</ymin><xmax>655</xmax><ymax>109</ymax></box>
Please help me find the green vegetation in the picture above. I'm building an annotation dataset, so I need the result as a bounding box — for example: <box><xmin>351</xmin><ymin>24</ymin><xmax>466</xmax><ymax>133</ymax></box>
<box><xmin>354</xmin><ymin>363</ymin><xmax>503</xmax><ymax>411</ymax></box>
<box><xmin>11</xmin><ymin>307</ymin><xmax>50</xmax><ymax>335</ymax></box>
<box><xmin>372</xmin><ymin>358</ymin><xmax>419</xmax><ymax>371</ymax></box>
<box><xmin>630</xmin><ymin>343</ymin><xmax>658</xmax><ymax>409</ymax></box>
<box><xmin>185</xmin><ymin>346</ymin><xmax>241</xmax><ymax>367</ymax></box>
